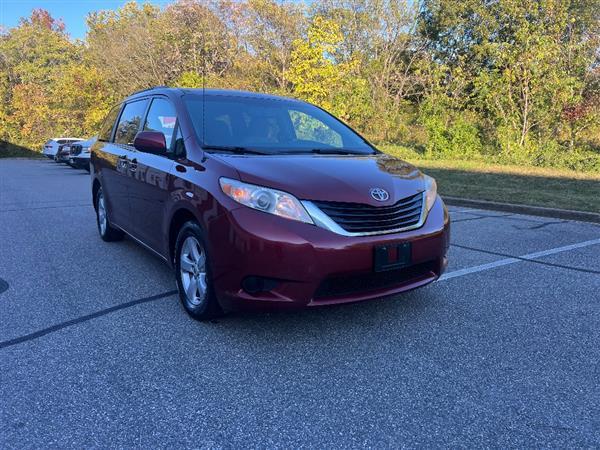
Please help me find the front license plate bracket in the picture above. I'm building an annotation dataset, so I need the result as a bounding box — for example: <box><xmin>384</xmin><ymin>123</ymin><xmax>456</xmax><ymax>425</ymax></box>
<box><xmin>374</xmin><ymin>242</ymin><xmax>412</xmax><ymax>272</ymax></box>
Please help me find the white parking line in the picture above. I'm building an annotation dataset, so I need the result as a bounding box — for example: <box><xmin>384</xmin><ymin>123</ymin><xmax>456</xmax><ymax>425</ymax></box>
<box><xmin>439</xmin><ymin>238</ymin><xmax>600</xmax><ymax>281</ymax></box>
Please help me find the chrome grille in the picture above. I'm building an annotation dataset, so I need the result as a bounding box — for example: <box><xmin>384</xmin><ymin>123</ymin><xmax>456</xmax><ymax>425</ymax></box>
<box><xmin>70</xmin><ymin>144</ymin><xmax>82</xmax><ymax>156</ymax></box>
<box><xmin>312</xmin><ymin>192</ymin><xmax>424</xmax><ymax>233</ymax></box>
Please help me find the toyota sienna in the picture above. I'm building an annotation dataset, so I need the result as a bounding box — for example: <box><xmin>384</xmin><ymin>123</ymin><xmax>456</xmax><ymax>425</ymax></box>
<box><xmin>91</xmin><ymin>87</ymin><xmax>450</xmax><ymax>320</ymax></box>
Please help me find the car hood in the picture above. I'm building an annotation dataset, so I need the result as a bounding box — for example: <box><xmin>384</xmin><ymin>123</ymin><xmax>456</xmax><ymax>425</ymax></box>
<box><xmin>215</xmin><ymin>153</ymin><xmax>427</xmax><ymax>205</ymax></box>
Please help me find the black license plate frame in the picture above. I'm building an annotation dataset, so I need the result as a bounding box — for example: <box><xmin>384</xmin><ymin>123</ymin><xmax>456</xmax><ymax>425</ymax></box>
<box><xmin>373</xmin><ymin>242</ymin><xmax>412</xmax><ymax>272</ymax></box>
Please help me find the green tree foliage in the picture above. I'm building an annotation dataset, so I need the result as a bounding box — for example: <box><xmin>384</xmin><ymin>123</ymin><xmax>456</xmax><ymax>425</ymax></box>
<box><xmin>0</xmin><ymin>9</ymin><xmax>80</xmax><ymax>146</ymax></box>
<box><xmin>419</xmin><ymin>0</ymin><xmax>600</xmax><ymax>168</ymax></box>
<box><xmin>288</xmin><ymin>15</ymin><xmax>372</xmax><ymax>130</ymax></box>
<box><xmin>0</xmin><ymin>0</ymin><xmax>598</xmax><ymax>171</ymax></box>
<box><xmin>288</xmin><ymin>16</ymin><xmax>346</xmax><ymax>110</ymax></box>
<box><xmin>234</xmin><ymin>0</ymin><xmax>305</xmax><ymax>92</ymax></box>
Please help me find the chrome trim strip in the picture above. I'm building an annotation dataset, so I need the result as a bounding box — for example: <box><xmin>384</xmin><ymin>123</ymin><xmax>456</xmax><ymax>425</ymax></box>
<box><xmin>302</xmin><ymin>192</ymin><xmax>427</xmax><ymax>237</ymax></box>
<box><xmin>113</xmin><ymin>223</ymin><xmax>169</xmax><ymax>263</ymax></box>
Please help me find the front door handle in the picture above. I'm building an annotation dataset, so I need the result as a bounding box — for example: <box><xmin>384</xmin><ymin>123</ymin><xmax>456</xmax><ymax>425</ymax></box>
<box><xmin>117</xmin><ymin>156</ymin><xmax>128</xmax><ymax>171</ymax></box>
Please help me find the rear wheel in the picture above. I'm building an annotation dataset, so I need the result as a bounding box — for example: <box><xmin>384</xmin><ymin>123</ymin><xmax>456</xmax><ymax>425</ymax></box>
<box><xmin>95</xmin><ymin>187</ymin><xmax>124</xmax><ymax>242</ymax></box>
<box><xmin>174</xmin><ymin>222</ymin><xmax>222</xmax><ymax>320</ymax></box>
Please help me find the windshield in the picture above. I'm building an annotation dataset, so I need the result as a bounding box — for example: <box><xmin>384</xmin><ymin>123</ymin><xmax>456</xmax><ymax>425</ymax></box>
<box><xmin>184</xmin><ymin>95</ymin><xmax>376</xmax><ymax>155</ymax></box>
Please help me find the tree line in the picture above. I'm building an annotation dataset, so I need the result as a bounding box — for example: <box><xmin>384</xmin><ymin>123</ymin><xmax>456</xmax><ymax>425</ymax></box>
<box><xmin>1</xmin><ymin>0</ymin><xmax>598</xmax><ymax>171</ymax></box>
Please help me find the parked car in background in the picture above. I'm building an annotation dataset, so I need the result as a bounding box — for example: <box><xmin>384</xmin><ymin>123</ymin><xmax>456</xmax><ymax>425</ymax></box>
<box><xmin>42</xmin><ymin>138</ymin><xmax>83</xmax><ymax>159</ymax></box>
<box><xmin>69</xmin><ymin>137</ymin><xmax>97</xmax><ymax>171</ymax></box>
<box><xmin>55</xmin><ymin>144</ymin><xmax>72</xmax><ymax>163</ymax></box>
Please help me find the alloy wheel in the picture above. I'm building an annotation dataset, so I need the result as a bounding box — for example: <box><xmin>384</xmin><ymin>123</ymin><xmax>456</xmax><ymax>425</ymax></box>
<box><xmin>180</xmin><ymin>236</ymin><xmax>208</xmax><ymax>306</ymax></box>
<box><xmin>97</xmin><ymin>192</ymin><xmax>107</xmax><ymax>235</ymax></box>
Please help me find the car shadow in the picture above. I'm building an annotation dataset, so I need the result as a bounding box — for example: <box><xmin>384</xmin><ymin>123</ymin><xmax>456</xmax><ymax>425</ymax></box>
<box><xmin>206</xmin><ymin>285</ymin><xmax>439</xmax><ymax>349</ymax></box>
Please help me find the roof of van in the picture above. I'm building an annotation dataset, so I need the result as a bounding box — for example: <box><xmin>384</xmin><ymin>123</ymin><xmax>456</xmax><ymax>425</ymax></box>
<box><xmin>127</xmin><ymin>86</ymin><xmax>303</xmax><ymax>103</ymax></box>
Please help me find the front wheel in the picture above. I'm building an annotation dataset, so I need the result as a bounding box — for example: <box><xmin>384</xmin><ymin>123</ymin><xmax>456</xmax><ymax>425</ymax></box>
<box><xmin>95</xmin><ymin>187</ymin><xmax>124</xmax><ymax>242</ymax></box>
<box><xmin>174</xmin><ymin>222</ymin><xmax>222</xmax><ymax>321</ymax></box>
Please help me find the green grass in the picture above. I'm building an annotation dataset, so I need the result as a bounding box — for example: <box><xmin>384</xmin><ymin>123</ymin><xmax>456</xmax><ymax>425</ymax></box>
<box><xmin>0</xmin><ymin>141</ymin><xmax>44</xmax><ymax>158</ymax></box>
<box><xmin>381</xmin><ymin>146</ymin><xmax>600</xmax><ymax>213</ymax></box>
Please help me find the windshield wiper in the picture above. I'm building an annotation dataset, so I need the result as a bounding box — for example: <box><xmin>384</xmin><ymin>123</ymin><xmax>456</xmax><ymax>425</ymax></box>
<box><xmin>202</xmin><ymin>145</ymin><xmax>267</xmax><ymax>155</ymax></box>
<box><xmin>307</xmin><ymin>148</ymin><xmax>374</xmax><ymax>155</ymax></box>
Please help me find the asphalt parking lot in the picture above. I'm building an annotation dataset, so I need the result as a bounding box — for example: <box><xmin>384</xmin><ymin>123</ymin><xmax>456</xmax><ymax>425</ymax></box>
<box><xmin>1</xmin><ymin>158</ymin><xmax>599</xmax><ymax>448</ymax></box>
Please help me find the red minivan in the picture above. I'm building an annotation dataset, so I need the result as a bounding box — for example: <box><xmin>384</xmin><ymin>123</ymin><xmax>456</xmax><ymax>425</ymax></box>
<box><xmin>91</xmin><ymin>87</ymin><xmax>450</xmax><ymax>320</ymax></box>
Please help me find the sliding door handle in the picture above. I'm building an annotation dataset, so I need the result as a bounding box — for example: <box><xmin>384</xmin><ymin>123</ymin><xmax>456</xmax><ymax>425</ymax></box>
<box><xmin>129</xmin><ymin>158</ymin><xmax>138</xmax><ymax>172</ymax></box>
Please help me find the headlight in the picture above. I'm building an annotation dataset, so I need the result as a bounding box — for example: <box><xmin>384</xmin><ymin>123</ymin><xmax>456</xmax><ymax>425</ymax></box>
<box><xmin>82</xmin><ymin>147</ymin><xmax>90</xmax><ymax>153</ymax></box>
<box><xmin>423</xmin><ymin>174</ymin><xmax>437</xmax><ymax>212</ymax></box>
<box><xmin>220</xmin><ymin>177</ymin><xmax>314</xmax><ymax>224</ymax></box>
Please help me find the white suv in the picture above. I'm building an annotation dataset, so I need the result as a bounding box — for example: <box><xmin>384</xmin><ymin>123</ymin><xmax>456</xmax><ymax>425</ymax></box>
<box><xmin>42</xmin><ymin>138</ymin><xmax>83</xmax><ymax>159</ymax></box>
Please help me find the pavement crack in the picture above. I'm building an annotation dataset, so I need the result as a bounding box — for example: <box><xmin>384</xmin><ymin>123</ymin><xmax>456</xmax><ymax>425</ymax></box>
<box><xmin>513</xmin><ymin>220</ymin><xmax>565</xmax><ymax>230</ymax></box>
<box><xmin>452</xmin><ymin>213</ymin><xmax>514</xmax><ymax>223</ymax></box>
<box><xmin>0</xmin><ymin>290</ymin><xmax>177</xmax><ymax>350</ymax></box>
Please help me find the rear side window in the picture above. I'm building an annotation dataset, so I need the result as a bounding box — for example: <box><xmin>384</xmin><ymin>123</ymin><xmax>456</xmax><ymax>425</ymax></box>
<box><xmin>114</xmin><ymin>100</ymin><xmax>148</xmax><ymax>145</ymax></box>
<box><xmin>98</xmin><ymin>105</ymin><xmax>122</xmax><ymax>142</ymax></box>
<box><xmin>143</xmin><ymin>98</ymin><xmax>177</xmax><ymax>149</ymax></box>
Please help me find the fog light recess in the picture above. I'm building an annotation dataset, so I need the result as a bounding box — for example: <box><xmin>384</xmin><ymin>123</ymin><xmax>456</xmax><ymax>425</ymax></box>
<box><xmin>242</xmin><ymin>276</ymin><xmax>279</xmax><ymax>294</ymax></box>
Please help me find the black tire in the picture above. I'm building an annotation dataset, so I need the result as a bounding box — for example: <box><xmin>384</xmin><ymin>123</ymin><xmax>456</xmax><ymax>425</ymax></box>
<box><xmin>95</xmin><ymin>186</ymin><xmax>124</xmax><ymax>242</ymax></box>
<box><xmin>174</xmin><ymin>221</ymin><xmax>222</xmax><ymax>321</ymax></box>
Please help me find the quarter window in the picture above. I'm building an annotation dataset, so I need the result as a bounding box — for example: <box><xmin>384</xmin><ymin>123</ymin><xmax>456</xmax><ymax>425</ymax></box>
<box><xmin>143</xmin><ymin>98</ymin><xmax>177</xmax><ymax>149</ymax></box>
<box><xmin>114</xmin><ymin>100</ymin><xmax>148</xmax><ymax>145</ymax></box>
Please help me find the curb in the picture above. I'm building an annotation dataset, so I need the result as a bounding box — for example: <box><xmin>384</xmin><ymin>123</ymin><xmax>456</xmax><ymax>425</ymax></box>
<box><xmin>443</xmin><ymin>196</ymin><xmax>600</xmax><ymax>224</ymax></box>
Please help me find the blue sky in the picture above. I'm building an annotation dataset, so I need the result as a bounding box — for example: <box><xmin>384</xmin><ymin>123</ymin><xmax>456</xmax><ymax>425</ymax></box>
<box><xmin>0</xmin><ymin>0</ymin><xmax>175</xmax><ymax>40</ymax></box>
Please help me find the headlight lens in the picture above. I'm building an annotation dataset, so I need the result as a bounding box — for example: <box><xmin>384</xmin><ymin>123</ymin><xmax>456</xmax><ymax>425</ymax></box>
<box><xmin>423</xmin><ymin>174</ymin><xmax>437</xmax><ymax>212</ymax></box>
<box><xmin>220</xmin><ymin>177</ymin><xmax>314</xmax><ymax>224</ymax></box>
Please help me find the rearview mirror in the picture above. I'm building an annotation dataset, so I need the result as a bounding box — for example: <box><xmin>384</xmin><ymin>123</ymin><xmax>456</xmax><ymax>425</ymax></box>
<box><xmin>133</xmin><ymin>131</ymin><xmax>167</xmax><ymax>155</ymax></box>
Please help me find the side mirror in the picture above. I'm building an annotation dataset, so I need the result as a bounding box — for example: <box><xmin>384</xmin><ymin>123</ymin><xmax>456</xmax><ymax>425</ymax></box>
<box><xmin>133</xmin><ymin>131</ymin><xmax>167</xmax><ymax>155</ymax></box>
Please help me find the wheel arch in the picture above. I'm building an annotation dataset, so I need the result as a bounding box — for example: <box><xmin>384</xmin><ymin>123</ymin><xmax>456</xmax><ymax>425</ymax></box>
<box><xmin>168</xmin><ymin>207</ymin><xmax>201</xmax><ymax>265</ymax></box>
<box><xmin>92</xmin><ymin>178</ymin><xmax>101</xmax><ymax>210</ymax></box>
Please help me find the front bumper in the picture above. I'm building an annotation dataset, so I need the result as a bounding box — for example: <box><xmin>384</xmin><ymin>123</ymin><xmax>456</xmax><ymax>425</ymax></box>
<box><xmin>208</xmin><ymin>196</ymin><xmax>450</xmax><ymax>312</ymax></box>
<box><xmin>70</xmin><ymin>156</ymin><xmax>90</xmax><ymax>169</ymax></box>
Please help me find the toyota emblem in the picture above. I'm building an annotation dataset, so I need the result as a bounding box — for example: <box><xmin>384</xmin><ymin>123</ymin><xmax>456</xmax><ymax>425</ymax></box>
<box><xmin>370</xmin><ymin>187</ymin><xmax>389</xmax><ymax>202</ymax></box>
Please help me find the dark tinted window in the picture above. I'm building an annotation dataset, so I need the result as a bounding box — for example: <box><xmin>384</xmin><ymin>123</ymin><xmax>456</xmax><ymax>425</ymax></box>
<box><xmin>184</xmin><ymin>95</ymin><xmax>374</xmax><ymax>155</ymax></box>
<box><xmin>114</xmin><ymin>100</ymin><xmax>148</xmax><ymax>145</ymax></box>
<box><xmin>143</xmin><ymin>98</ymin><xmax>177</xmax><ymax>149</ymax></box>
<box><xmin>98</xmin><ymin>105</ymin><xmax>122</xmax><ymax>142</ymax></box>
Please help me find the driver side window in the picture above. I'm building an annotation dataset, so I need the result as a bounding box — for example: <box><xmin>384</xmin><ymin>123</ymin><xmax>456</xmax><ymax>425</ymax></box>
<box><xmin>144</xmin><ymin>98</ymin><xmax>177</xmax><ymax>150</ymax></box>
